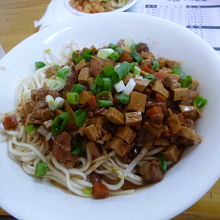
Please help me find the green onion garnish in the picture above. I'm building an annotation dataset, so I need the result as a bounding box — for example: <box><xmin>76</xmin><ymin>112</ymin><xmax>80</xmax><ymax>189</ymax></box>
<box><xmin>56</xmin><ymin>67</ymin><xmax>70</xmax><ymax>80</ymax></box>
<box><xmin>116</xmin><ymin>47</ymin><xmax>123</xmax><ymax>56</ymax></box>
<box><xmin>152</xmin><ymin>60</ymin><xmax>159</xmax><ymax>71</ymax></box>
<box><xmin>103</xmin><ymin>65</ymin><xmax>114</xmax><ymax>77</ymax></box>
<box><xmin>108</xmin><ymin>43</ymin><xmax>118</xmax><ymax>50</ymax></box>
<box><xmin>72</xmin><ymin>143</ymin><xmax>82</xmax><ymax>156</ymax></box>
<box><xmin>118</xmin><ymin>93</ymin><xmax>130</xmax><ymax>105</ymax></box>
<box><xmin>35</xmin><ymin>161</ymin><xmax>48</xmax><ymax>177</ymax></box>
<box><xmin>83</xmin><ymin>187</ymin><xmax>92</xmax><ymax>195</ymax></box>
<box><xmin>72</xmin><ymin>49</ymin><xmax>94</xmax><ymax>63</ymax></box>
<box><xmin>159</xmin><ymin>157</ymin><xmax>168</xmax><ymax>172</ymax></box>
<box><xmin>108</xmin><ymin>52</ymin><xmax>120</xmax><ymax>61</ymax></box>
<box><xmin>143</xmin><ymin>74</ymin><xmax>156</xmax><ymax>80</ymax></box>
<box><xmin>130</xmin><ymin>51</ymin><xmax>143</xmax><ymax>63</ymax></box>
<box><xmin>130</xmin><ymin>43</ymin><xmax>137</xmax><ymax>51</ymax></box>
<box><xmin>24</xmin><ymin>124</ymin><xmax>36</xmax><ymax>133</ymax></box>
<box><xmin>51</xmin><ymin>112</ymin><xmax>70</xmax><ymax>136</ymax></box>
<box><xmin>35</xmin><ymin>61</ymin><xmax>46</xmax><ymax>70</ymax></box>
<box><xmin>193</xmin><ymin>96</ymin><xmax>208</xmax><ymax>109</ymax></box>
<box><xmin>66</xmin><ymin>92</ymin><xmax>80</xmax><ymax>105</ymax></box>
<box><xmin>71</xmin><ymin>84</ymin><xmax>85</xmax><ymax>94</ymax></box>
<box><xmin>97</xmin><ymin>100</ymin><xmax>113</xmax><ymax>107</ymax></box>
<box><xmin>172</xmin><ymin>66</ymin><xmax>183</xmax><ymax>75</ymax></box>
<box><xmin>74</xmin><ymin>109</ymin><xmax>87</xmax><ymax>127</ymax></box>
<box><xmin>103</xmin><ymin>78</ymin><xmax>112</xmax><ymax>91</ymax></box>
<box><xmin>179</xmin><ymin>75</ymin><xmax>192</xmax><ymax>88</ymax></box>
<box><xmin>114</xmin><ymin>61</ymin><xmax>131</xmax><ymax>80</ymax></box>
<box><xmin>91</xmin><ymin>75</ymin><xmax>104</xmax><ymax>94</ymax></box>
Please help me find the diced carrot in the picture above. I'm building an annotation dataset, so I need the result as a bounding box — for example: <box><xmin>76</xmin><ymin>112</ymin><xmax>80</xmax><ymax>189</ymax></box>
<box><xmin>155</xmin><ymin>72</ymin><xmax>165</xmax><ymax>80</ymax></box>
<box><xmin>139</xmin><ymin>62</ymin><xmax>155</xmax><ymax>74</ymax></box>
<box><xmin>146</xmin><ymin>106</ymin><xmax>163</xmax><ymax>117</ymax></box>
<box><xmin>92</xmin><ymin>182</ymin><xmax>109</xmax><ymax>199</ymax></box>
<box><xmin>3</xmin><ymin>115</ymin><xmax>18</xmax><ymax>130</ymax></box>
<box><xmin>88</xmin><ymin>96</ymin><xmax>97</xmax><ymax>111</ymax></box>
<box><xmin>119</xmin><ymin>52</ymin><xmax>133</xmax><ymax>62</ymax></box>
<box><xmin>155</xmin><ymin>93</ymin><xmax>166</xmax><ymax>102</ymax></box>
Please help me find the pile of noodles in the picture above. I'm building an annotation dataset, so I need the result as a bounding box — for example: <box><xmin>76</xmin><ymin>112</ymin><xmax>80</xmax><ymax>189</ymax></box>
<box><xmin>0</xmin><ymin>41</ymin><xmax>167</xmax><ymax>197</ymax></box>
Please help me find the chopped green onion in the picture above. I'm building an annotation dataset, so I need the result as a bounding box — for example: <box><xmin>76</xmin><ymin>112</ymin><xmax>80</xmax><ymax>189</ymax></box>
<box><xmin>130</xmin><ymin>43</ymin><xmax>137</xmax><ymax>51</ymax></box>
<box><xmin>97</xmin><ymin>100</ymin><xmax>113</xmax><ymax>107</ymax></box>
<box><xmin>159</xmin><ymin>157</ymin><xmax>168</xmax><ymax>172</ymax></box>
<box><xmin>72</xmin><ymin>49</ymin><xmax>94</xmax><ymax>63</ymax></box>
<box><xmin>111</xmin><ymin>71</ymin><xmax>120</xmax><ymax>84</ymax></box>
<box><xmin>116</xmin><ymin>47</ymin><xmax>123</xmax><ymax>56</ymax></box>
<box><xmin>134</xmin><ymin>66</ymin><xmax>141</xmax><ymax>75</ymax></box>
<box><xmin>66</xmin><ymin>92</ymin><xmax>80</xmax><ymax>105</ymax></box>
<box><xmin>35</xmin><ymin>61</ymin><xmax>46</xmax><ymax>70</ymax></box>
<box><xmin>74</xmin><ymin>109</ymin><xmax>87</xmax><ymax>127</ymax></box>
<box><xmin>91</xmin><ymin>75</ymin><xmax>104</xmax><ymax>94</ymax></box>
<box><xmin>72</xmin><ymin>51</ymin><xmax>78</xmax><ymax>59</ymax></box>
<box><xmin>46</xmin><ymin>95</ymin><xmax>57</xmax><ymax>111</ymax></box>
<box><xmin>193</xmin><ymin>96</ymin><xmax>208</xmax><ymax>109</ymax></box>
<box><xmin>172</xmin><ymin>66</ymin><xmax>183</xmax><ymax>75</ymax></box>
<box><xmin>72</xmin><ymin>143</ymin><xmax>82</xmax><ymax>156</ymax></box>
<box><xmin>179</xmin><ymin>75</ymin><xmax>192</xmax><ymax>88</ymax></box>
<box><xmin>124</xmin><ymin>37</ymin><xmax>135</xmax><ymax>48</ymax></box>
<box><xmin>56</xmin><ymin>67</ymin><xmax>70</xmax><ymax>80</ymax></box>
<box><xmin>102</xmin><ymin>78</ymin><xmax>112</xmax><ymax>91</ymax></box>
<box><xmin>152</xmin><ymin>60</ymin><xmax>159</xmax><ymax>71</ymax></box>
<box><xmin>108</xmin><ymin>52</ymin><xmax>120</xmax><ymax>61</ymax></box>
<box><xmin>130</xmin><ymin>51</ymin><xmax>143</xmax><ymax>63</ymax></box>
<box><xmin>35</xmin><ymin>161</ymin><xmax>48</xmax><ymax>177</ymax></box>
<box><xmin>108</xmin><ymin>43</ymin><xmax>118</xmax><ymax>50</ymax></box>
<box><xmin>114</xmin><ymin>61</ymin><xmax>131</xmax><ymax>80</ymax></box>
<box><xmin>103</xmin><ymin>65</ymin><xmax>114</xmax><ymax>77</ymax></box>
<box><xmin>51</xmin><ymin>112</ymin><xmax>70</xmax><ymax>136</ymax></box>
<box><xmin>24</xmin><ymin>124</ymin><xmax>36</xmax><ymax>133</ymax></box>
<box><xmin>96</xmin><ymin>91</ymin><xmax>110</xmax><ymax>100</ymax></box>
<box><xmin>97</xmin><ymin>48</ymin><xmax>114</xmax><ymax>60</ymax></box>
<box><xmin>129</xmin><ymin>62</ymin><xmax>139</xmax><ymax>71</ymax></box>
<box><xmin>45</xmin><ymin>78</ymin><xmax>66</xmax><ymax>91</ymax></box>
<box><xmin>143</xmin><ymin>74</ymin><xmax>155</xmax><ymax>80</ymax></box>
<box><xmin>71</xmin><ymin>84</ymin><xmax>85</xmax><ymax>94</ymax></box>
<box><xmin>118</xmin><ymin>93</ymin><xmax>130</xmax><ymax>105</ymax></box>
<box><xmin>83</xmin><ymin>187</ymin><xmax>92</xmax><ymax>195</ymax></box>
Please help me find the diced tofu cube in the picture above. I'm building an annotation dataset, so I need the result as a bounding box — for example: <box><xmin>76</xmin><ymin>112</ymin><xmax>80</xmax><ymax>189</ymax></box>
<box><xmin>108</xmin><ymin>137</ymin><xmax>129</xmax><ymax>157</ymax></box>
<box><xmin>178</xmin><ymin>126</ymin><xmax>200</xmax><ymax>142</ymax></box>
<box><xmin>163</xmin><ymin>145</ymin><xmax>180</xmax><ymax>162</ymax></box>
<box><xmin>78</xmin><ymin>67</ymin><xmax>90</xmax><ymax>84</ymax></box>
<box><xmin>173</xmin><ymin>88</ymin><xmax>188</xmax><ymax>101</ymax></box>
<box><xmin>88</xmin><ymin>77</ymin><xmax>94</xmax><ymax>89</ymax></box>
<box><xmin>125</xmin><ymin>111</ymin><xmax>142</xmax><ymax>127</ymax></box>
<box><xmin>84</xmin><ymin>124</ymin><xmax>100</xmax><ymax>141</ymax></box>
<box><xmin>167</xmin><ymin>114</ymin><xmax>182</xmax><ymax>134</ymax></box>
<box><xmin>127</xmin><ymin>91</ymin><xmax>146</xmax><ymax>113</ymax></box>
<box><xmin>75</xmin><ymin>60</ymin><xmax>87</xmax><ymax>72</ymax></box>
<box><xmin>152</xmin><ymin>80</ymin><xmax>169</xmax><ymax>98</ymax></box>
<box><xmin>116</xmin><ymin>126</ymin><xmax>136</xmax><ymax>144</ymax></box>
<box><xmin>190</xmin><ymin>80</ymin><xmax>199</xmax><ymax>90</ymax></box>
<box><xmin>106</xmin><ymin>107</ymin><xmax>125</xmax><ymax>125</ymax></box>
<box><xmin>154</xmin><ymin>138</ymin><xmax>169</xmax><ymax>146</ymax></box>
<box><xmin>134</xmin><ymin>79</ymin><xmax>151</xmax><ymax>92</ymax></box>
<box><xmin>86</xmin><ymin>142</ymin><xmax>101</xmax><ymax>159</ymax></box>
<box><xmin>79</xmin><ymin>91</ymin><xmax>92</xmax><ymax>104</ymax></box>
<box><xmin>165</xmin><ymin>59</ymin><xmax>181</xmax><ymax>68</ymax></box>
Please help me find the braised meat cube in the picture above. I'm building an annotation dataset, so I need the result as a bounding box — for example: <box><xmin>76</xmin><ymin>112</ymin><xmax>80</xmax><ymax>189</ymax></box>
<box><xmin>116</xmin><ymin>126</ymin><xmax>136</xmax><ymax>144</ymax></box>
<box><xmin>167</xmin><ymin>114</ymin><xmax>182</xmax><ymax>134</ymax></box>
<box><xmin>152</xmin><ymin>80</ymin><xmax>169</xmax><ymax>98</ymax></box>
<box><xmin>173</xmin><ymin>88</ymin><xmax>188</xmax><ymax>101</ymax></box>
<box><xmin>106</xmin><ymin>107</ymin><xmax>125</xmax><ymax>125</ymax></box>
<box><xmin>127</xmin><ymin>91</ymin><xmax>146</xmax><ymax>113</ymax></box>
<box><xmin>179</xmin><ymin>105</ymin><xmax>201</xmax><ymax>120</ymax></box>
<box><xmin>138</xmin><ymin>162</ymin><xmax>163</xmax><ymax>183</ymax></box>
<box><xmin>78</xmin><ymin>67</ymin><xmax>90</xmax><ymax>84</ymax></box>
<box><xmin>163</xmin><ymin>145</ymin><xmax>180</xmax><ymax>162</ymax></box>
<box><xmin>107</xmin><ymin>137</ymin><xmax>129</xmax><ymax>157</ymax></box>
<box><xmin>178</xmin><ymin>126</ymin><xmax>200</xmax><ymax>142</ymax></box>
<box><xmin>86</xmin><ymin>142</ymin><xmax>101</xmax><ymax>159</ymax></box>
<box><xmin>3</xmin><ymin>115</ymin><xmax>18</xmax><ymax>130</ymax></box>
<box><xmin>84</xmin><ymin>124</ymin><xmax>100</xmax><ymax>141</ymax></box>
<box><xmin>125</xmin><ymin>112</ymin><xmax>142</xmax><ymax>127</ymax></box>
<box><xmin>75</xmin><ymin>60</ymin><xmax>87</xmax><ymax>72</ymax></box>
<box><xmin>134</xmin><ymin>79</ymin><xmax>151</xmax><ymax>93</ymax></box>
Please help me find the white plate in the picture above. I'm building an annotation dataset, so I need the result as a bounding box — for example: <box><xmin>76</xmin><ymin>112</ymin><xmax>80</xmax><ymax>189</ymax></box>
<box><xmin>0</xmin><ymin>13</ymin><xmax>220</xmax><ymax>220</ymax></box>
<box><xmin>64</xmin><ymin>0</ymin><xmax>138</xmax><ymax>15</ymax></box>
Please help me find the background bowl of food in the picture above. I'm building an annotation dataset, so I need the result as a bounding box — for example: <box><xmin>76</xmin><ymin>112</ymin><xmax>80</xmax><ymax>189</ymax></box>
<box><xmin>64</xmin><ymin>0</ymin><xmax>138</xmax><ymax>15</ymax></box>
<box><xmin>0</xmin><ymin>13</ymin><xmax>220</xmax><ymax>220</ymax></box>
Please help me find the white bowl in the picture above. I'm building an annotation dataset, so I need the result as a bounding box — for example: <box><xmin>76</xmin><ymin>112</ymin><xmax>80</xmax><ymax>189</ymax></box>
<box><xmin>0</xmin><ymin>13</ymin><xmax>220</xmax><ymax>220</ymax></box>
<box><xmin>64</xmin><ymin>0</ymin><xmax>138</xmax><ymax>15</ymax></box>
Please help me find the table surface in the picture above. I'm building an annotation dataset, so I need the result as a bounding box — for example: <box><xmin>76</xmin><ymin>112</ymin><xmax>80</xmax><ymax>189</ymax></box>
<box><xmin>0</xmin><ymin>0</ymin><xmax>220</xmax><ymax>219</ymax></box>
